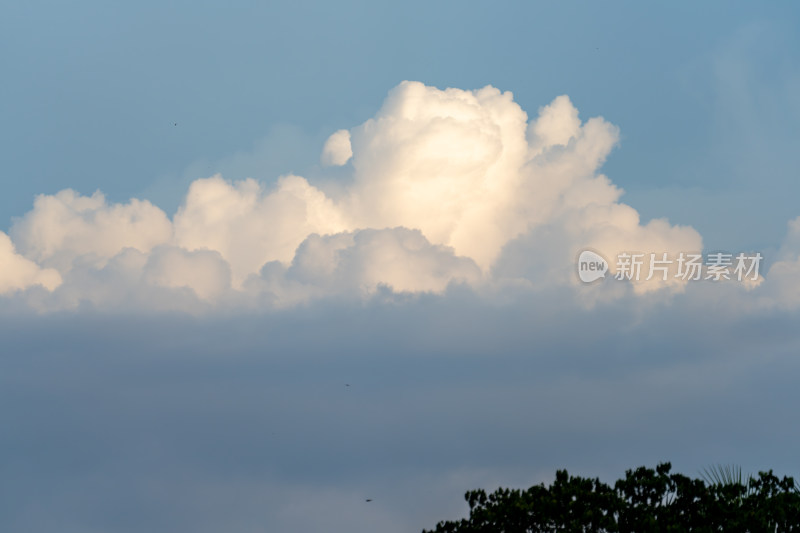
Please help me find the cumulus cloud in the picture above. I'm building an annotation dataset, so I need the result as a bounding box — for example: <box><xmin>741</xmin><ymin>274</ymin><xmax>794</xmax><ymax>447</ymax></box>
<box><xmin>342</xmin><ymin>82</ymin><xmax>702</xmax><ymax>292</ymax></box>
<box><xmin>288</xmin><ymin>227</ymin><xmax>481</xmax><ymax>294</ymax></box>
<box><xmin>3</xmin><ymin>80</ymin><xmax>797</xmax><ymax>311</ymax></box>
<box><xmin>142</xmin><ymin>246</ymin><xmax>232</xmax><ymax>301</ymax></box>
<box><xmin>345</xmin><ymin>82</ymin><xmax>530</xmax><ymax>268</ymax></box>
<box><xmin>173</xmin><ymin>174</ymin><xmax>346</xmax><ymax>286</ymax></box>
<box><xmin>757</xmin><ymin>217</ymin><xmax>800</xmax><ymax>308</ymax></box>
<box><xmin>321</xmin><ymin>129</ymin><xmax>353</xmax><ymax>166</ymax></box>
<box><xmin>10</xmin><ymin>189</ymin><xmax>172</xmax><ymax>271</ymax></box>
<box><xmin>244</xmin><ymin>228</ymin><xmax>482</xmax><ymax>306</ymax></box>
<box><xmin>0</xmin><ymin>231</ymin><xmax>61</xmax><ymax>294</ymax></box>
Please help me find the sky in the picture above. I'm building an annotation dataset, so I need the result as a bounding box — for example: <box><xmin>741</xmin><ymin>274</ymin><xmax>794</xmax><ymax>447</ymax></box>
<box><xmin>2</xmin><ymin>1</ymin><xmax>800</xmax><ymax>532</ymax></box>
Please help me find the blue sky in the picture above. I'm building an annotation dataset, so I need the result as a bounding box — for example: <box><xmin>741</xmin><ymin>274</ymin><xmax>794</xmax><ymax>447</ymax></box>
<box><xmin>2</xmin><ymin>2</ymin><xmax>800</xmax><ymax>532</ymax></box>
<box><xmin>4</xmin><ymin>1</ymin><xmax>798</xmax><ymax>249</ymax></box>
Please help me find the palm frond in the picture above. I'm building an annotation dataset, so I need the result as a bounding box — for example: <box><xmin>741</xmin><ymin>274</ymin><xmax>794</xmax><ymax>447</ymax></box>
<box><xmin>700</xmin><ymin>464</ymin><xmax>743</xmax><ymax>487</ymax></box>
<box><xmin>699</xmin><ymin>464</ymin><xmax>763</xmax><ymax>500</ymax></box>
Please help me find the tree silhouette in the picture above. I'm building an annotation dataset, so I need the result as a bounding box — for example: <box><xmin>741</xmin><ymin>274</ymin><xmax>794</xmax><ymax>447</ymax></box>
<box><xmin>424</xmin><ymin>463</ymin><xmax>800</xmax><ymax>532</ymax></box>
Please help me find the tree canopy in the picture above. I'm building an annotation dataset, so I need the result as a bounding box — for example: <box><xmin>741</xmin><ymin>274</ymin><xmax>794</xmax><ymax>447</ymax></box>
<box><xmin>424</xmin><ymin>463</ymin><xmax>800</xmax><ymax>532</ymax></box>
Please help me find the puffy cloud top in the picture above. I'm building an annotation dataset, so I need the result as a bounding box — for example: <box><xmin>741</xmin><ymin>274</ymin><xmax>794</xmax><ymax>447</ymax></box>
<box><xmin>0</xmin><ymin>81</ymin><xmax>794</xmax><ymax>312</ymax></box>
<box><xmin>321</xmin><ymin>129</ymin><xmax>353</xmax><ymax>166</ymax></box>
<box><xmin>0</xmin><ymin>232</ymin><xmax>61</xmax><ymax>294</ymax></box>
<box><xmin>11</xmin><ymin>190</ymin><xmax>172</xmax><ymax>272</ymax></box>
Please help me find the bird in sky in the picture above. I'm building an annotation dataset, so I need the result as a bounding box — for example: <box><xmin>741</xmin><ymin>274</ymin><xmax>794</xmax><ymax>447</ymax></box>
<box><xmin>366</xmin><ymin>499</ymin><xmax>372</xmax><ymax>502</ymax></box>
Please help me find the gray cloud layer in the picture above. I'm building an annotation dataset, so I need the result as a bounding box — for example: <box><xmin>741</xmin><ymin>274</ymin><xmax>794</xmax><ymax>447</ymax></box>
<box><xmin>2</xmin><ymin>293</ymin><xmax>799</xmax><ymax>533</ymax></box>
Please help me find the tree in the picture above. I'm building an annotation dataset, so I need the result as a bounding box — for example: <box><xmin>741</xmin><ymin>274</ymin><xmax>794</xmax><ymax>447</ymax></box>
<box><xmin>423</xmin><ymin>463</ymin><xmax>800</xmax><ymax>532</ymax></box>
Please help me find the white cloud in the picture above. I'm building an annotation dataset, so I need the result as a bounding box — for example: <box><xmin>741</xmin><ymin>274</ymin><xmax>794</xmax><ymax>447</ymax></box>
<box><xmin>10</xmin><ymin>189</ymin><xmax>172</xmax><ymax>272</ymax></box>
<box><xmin>528</xmin><ymin>94</ymin><xmax>582</xmax><ymax>148</ymax></box>
<box><xmin>342</xmin><ymin>82</ymin><xmax>702</xmax><ymax>291</ymax></box>
<box><xmin>173</xmin><ymin>174</ymin><xmax>346</xmax><ymax>286</ymax></box>
<box><xmin>345</xmin><ymin>82</ymin><xmax>528</xmax><ymax>268</ymax></box>
<box><xmin>321</xmin><ymin>129</ymin><xmax>353</xmax><ymax>166</ymax></box>
<box><xmin>290</xmin><ymin>227</ymin><xmax>481</xmax><ymax>294</ymax></box>
<box><xmin>4</xmin><ymin>80</ymin><xmax>799</xmax><ymax>312</ymax></box>
<box><xmin>244</xmin><ymin>228</ymin><xmax>482</xmax><ymax>306</ymax></box>
<box><xmin>0</xmin><ymin>231</ymin><xmax>61</xmax><ymax>294</ymax></box>
<box><xmin>142</xmin><ymin>246</ymin><xmax>232</xmax><ymax>301</ymax></box>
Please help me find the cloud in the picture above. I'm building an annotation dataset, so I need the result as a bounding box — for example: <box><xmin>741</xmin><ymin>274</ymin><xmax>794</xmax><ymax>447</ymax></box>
<box><xmin>2</xmin><ymin>80</ymin><xmax>798</xmax><ymax>311</ymax></box>
<box><xmin>321</xmin><ymin>129</ymin><xmax>353</xmax><ymax>166</ymax></box>
<box><xmin>345</xmin><ymin>82</ymin><xmax>531</xmax><ymax>269</ymax></box>
<box><xmin>758</xmin><ymin>216</ymin><xmax>800</xmax><ymax>308</ymax></box>
<box><xmin>142</xmin><ymin>246</ymin><xmax>232</xmax><ymax>301</ymax></box>
<box><xmin>340</xmin><ymin>82</ymin><xmax>701</xmax><ymax>292</ymax></box>
<box><xmin>173</xmin><ymin>174</ymin><xmax>346</xmax><ymax>286</ymax></box>
<box><xmin>0</xmin><ymin>231</ymin><xmax>61</xmax><ymax>294</ymax></box>
<box><xmin>0</xmin><ymin>66</ymin><xmax>796</xmax><ymax>526</ymax></box>
<box><xmin>10</xmin><ymin>189</ymin><xmax>172</xmax><ymax>272</ymax></box>
<box><xmin>245</xmin><ymin>227</ymin><xmax>482</xmax><ymax>306</ymax></box>
<box><xmin>3</xmin><ymin>297</ymin><xmax>800</xmax><ymax>532</ymax></box>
